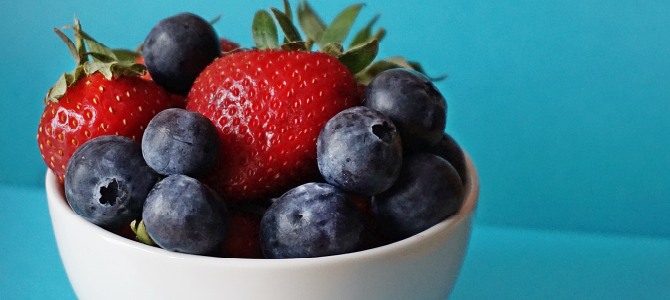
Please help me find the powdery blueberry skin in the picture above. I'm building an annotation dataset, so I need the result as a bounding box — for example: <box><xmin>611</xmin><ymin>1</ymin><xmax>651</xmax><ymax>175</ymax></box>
<box><xmin>317</xmin><ymin>106</ymin><xmax>403</xmax><ymax>196</ymax></box>
<box><xmin>143</xmin><ymin>13</ymin><xmax>221</xmax><ymax>96</ymax></box>
<box><xmin>142</xmin><ymin>108</ymin><xmax>220</xmax><ymax>177</ymax></box>
<box><xmin>143</xmin><ymin>175</ymin><xmax>228</xmax><ymax>255</ymax></box>
<box><xmin>428</xmin><ymin>133</ymin><xmax>468</xmax><ymax>186</ymax></box>
<box><xmin>363</xmin><ymin>69</ymin><xmax>447</xmax><ymax>150</ymax></box>
<box><xmin>65</xmin><ymin>135</ymin><xmax>158</xmax><ymax>229</ymax></box>
<box><xmin>372</xmin><ymin>153</ymin><xmax>464</xmax><ymax>240</ymax></box>
<box><xmin>260</xmin><ymin>183</ymin><xmax>363</xmax><ymax>259</ymax></box>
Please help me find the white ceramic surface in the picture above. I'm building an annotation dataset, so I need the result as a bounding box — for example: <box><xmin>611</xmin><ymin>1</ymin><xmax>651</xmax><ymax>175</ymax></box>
<box><xmin>46</xmin><ymin>153</ymin><xmax>479</xmax><ymax>300</ymax></box>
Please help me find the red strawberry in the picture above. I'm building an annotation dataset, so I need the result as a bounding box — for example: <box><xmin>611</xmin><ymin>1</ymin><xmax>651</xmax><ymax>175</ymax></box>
<box><xmin>187</xmin><ymin>49</ymin><xmax>359</xmax><ymax>202</ymax></box>
<box><xmin>37</xmin><ymin>20</ymin><xmax>174</xmax><ymax>182</ymax></box>
<box><xmin>220</xmin><ymin>38</ymin><xmax>241</xmax><ymax>53</ymax></box>
<box><xmin>220</xmin><ymin>211</ymin><xmax>263</xmax><ymax>258</ymax></box>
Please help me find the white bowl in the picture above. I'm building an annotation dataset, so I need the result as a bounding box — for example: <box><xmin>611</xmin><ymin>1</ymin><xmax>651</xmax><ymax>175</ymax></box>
<box><xmin>46</xmin><ymin>153</ymin><xmax>479</xmax><ymax>300</ymax></box>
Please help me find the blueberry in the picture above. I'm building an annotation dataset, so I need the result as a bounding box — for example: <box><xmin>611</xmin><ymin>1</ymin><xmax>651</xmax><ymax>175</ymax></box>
<box><xmin>317</xmin><ymin>106</ymin><xmax>403</xmax><ymax>196</ymax></box>
<box><xmin>372</xmin><ymin>153</ymin><xmax>464</xmax><ymax>240</ymax></box>
<box><xmin>363</xmin><ymin>69</ymin><xmax>447</xmax><ymax>150</ymax></box>
<box><xmin>65</xmin><ymin>135</ymin><xmax>159</xmax><ymax>229</ymax></box>
<box><xmin>142</xmin><ymin>108</ymin><xmax>220</xmax><ymax>177</ymax></box>
<box><xmin>428</xmin><ymin>133</ymin><xmax>468</xmax><ymax>186</ymax></box>
<box><xmin>142</xmin><ymin>175</ymin><xmax>228</xmax><ymax>255</ymax></box>
<box><xmin>260</xmin><ymin>183</ymin><xmax>363</xmax><ymax>259</ymax></box>
<box><xmin>143</xmin><ymin>13</ymin><xmax>221</xmax><ymax>95</ymax></box>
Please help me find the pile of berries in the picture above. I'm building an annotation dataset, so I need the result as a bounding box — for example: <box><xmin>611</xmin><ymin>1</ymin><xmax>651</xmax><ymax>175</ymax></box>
<box><xmin>38</xmin><ymin>2</ymin><xmax>468</xmax><ymax>259</ymax></box>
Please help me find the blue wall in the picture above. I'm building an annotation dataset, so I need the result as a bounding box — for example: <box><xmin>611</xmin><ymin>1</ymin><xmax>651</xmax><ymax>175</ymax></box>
<box><xmin>1</xmin><ymin>0</ymin><xmax>669</xmax><ymax>237</ymax></box>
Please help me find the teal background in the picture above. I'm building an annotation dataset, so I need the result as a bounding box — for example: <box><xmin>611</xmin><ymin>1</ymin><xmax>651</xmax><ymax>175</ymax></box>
<box><xmin>1</xmin><ymin>0</ymin><xmax>669</xmax><ymax>299</ymax></box>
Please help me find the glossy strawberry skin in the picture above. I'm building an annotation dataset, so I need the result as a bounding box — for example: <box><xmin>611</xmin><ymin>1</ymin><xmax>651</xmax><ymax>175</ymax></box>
<box><xmin>37</xmin><ymin>73</ymin><xmax>174</xmax><ymax>182</ymax></box>
<box><xmin>186</xmin><ymin>49</ymin><xmax>359</xmax><ymax>202</ymax></box>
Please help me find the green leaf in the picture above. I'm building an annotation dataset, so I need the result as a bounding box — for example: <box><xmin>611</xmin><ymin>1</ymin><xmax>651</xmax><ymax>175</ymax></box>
<box><xmin>53</xmin><ymin>28</ymin><xmax>80</xmax><ymax>65</ymax></box>
<box><xmin>112</xmin><ymin>49</ymin><xmax>141</xmax><ymax>62</ymax></box>
<box><xmin>86</xmin><ymin>39</ymin><xmax>118</xmax><ymax>63</ymax></box>
<box><xmin>87</xmin><ymin>52</ymin><xmax>117</xmax><ymax>63</ymax></box>
<box><xmin>320</xmin><ymin>3</ymin><xmax>364</xmax><ymax>46</ymax></box>
<box><xmin>338</xmin><ymin>39</ymin><xmax>378</xmax><ymax>74</ymax></box>
<box><xmin>210</xmin><ymin>13</ymin><xmax>222</xmax><ymax>24</ymax></box>
<box><xmin>305</xmin><ymin>38</ymin><xmax>315</xmax><ymax>51</ymax></box>
<box><xmin>384</xmin><ymin>56</ymin><xmax>414</xmax><ymax>69</ymax></box>
<box><xmin>83</xmin><ymin>61</ymin><xmax>115</xmax><ymax>79</ymax></box>
<box><xmin>354</xmin><ymin>59</ymin><xmax>401</xmax><ymax>85</ymax></box>
<box><xmin>131</xmin><ymin>220</ymin><xmax>157</xmax><ymax>246</ymax></box>
<box><xmin>281</xmin><ymin>41</ymin><xmax>308</xmax><ymax>51</ymax></box>
<box><xmin>321</xmin><ymin>43</ymin><xmax>344</xmax><ymax>57</ymax></box>
<box><xmin>372</xmin><ymin>27</ymin><xmax>386</xmax><ymax>43</ymax></box>
<box><xmin>386</xmin><ymin>57</ymin><xmax>448</xmax><ymax>81</ymax></box>
<box><xmin>270</xmin><ymin>8</ymin><xmax>302</xmax><ymax>42</ymax></box>
<box><xmin>283</xmin><ymin>0</ymin><xmax>293</xmax><ymax>21</ymax></box>
<box><xmin>113</xmin><ymin>61</ymin><xmax>147</xmax><ymax>77</ymax></box>
<box><xmin>252</xmin><ymin>10</ymin><xmax>279</xmax><ymax>50</ymax></box>
<box><xmin>297</xmin><ymin>1</ymin><xmax>326</xmax><ymax>46</ymax></box>
<box><xmin>45</xmin><ymin>73</ymin><xmax>69</xmax><ymax>103</ymax></box>
<box><xmin>349</xmin><ymin>13</ymin><xmax>380</xmax><ymax>48</ymax></box>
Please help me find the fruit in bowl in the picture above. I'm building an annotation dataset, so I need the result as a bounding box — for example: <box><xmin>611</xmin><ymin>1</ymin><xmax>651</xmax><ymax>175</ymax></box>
<box><xmin>40</xmin><ymin>2</ymin><xmax>479</xmax><ymax>299</ymax></box>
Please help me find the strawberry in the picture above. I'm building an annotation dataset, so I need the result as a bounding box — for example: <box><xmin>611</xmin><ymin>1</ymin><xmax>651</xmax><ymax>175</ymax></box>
<box><xmin>220</xmin><ymin>38</ymin><xmax>241</xmax><ymax>53</ymax></box>
<box><xmin>188</xmin><ymin>2</ymin><xmax>436</xmax><ymax>202</ymax></box>
<box><xmin>187</xmin><ymin>49</ymin><xmax>359</xmax><ymax>202</ymax></box>
<box><xmin>37</xmin><ymin>20</ymin><xmax>174</xmax><ymax>182</ymax></box>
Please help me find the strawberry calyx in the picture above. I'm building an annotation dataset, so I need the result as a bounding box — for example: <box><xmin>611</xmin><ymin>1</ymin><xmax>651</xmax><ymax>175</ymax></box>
<box><xmin>45</xmin><ymin>19</ymin><xmax>145</xmax><ymax>104</ymax></box>
<box><xmin>250</xmin><ymin>1</ymin><xmax>443</xmax><ymax>85</ymax></box>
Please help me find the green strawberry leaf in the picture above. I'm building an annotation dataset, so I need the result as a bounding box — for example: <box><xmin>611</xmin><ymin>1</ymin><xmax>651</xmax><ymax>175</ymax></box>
<box><xmin>321</xmin><ymin>43</ymin><xmax>344</xmax><ymax>57</ymax></box>
<box><xmin>130</xmin><ymin>220</ymin><xmax>157</xmax><ymax>246</ymax></box>
<box><xmin>354</xmin><ymin>59</ymin><xmax>401</xmax><ymax>85</ymax></box>
<box><xmin>86</xmin><ymin>39</ymin><xmax>118</xmax><ymax>63</ymax></box>
<box><xmin>46</xmin><ymin>73</ymin><xmax>69</xmax><ymax>104</ymax></box>
<box><xmin>349</xmin><ymin>13</ymin><xmax>380</xmax><ymax>48</ymax></box>
<box><xmin>297</xmin><ymin>1</ymin><xmax>326</xmax><ymax>46</ymax></box>
<box><xmin>283</xmin><ymin>0</ymin><xmax>293</xmax><ymax>21</ymax></box>
<box><xmin>281</xmin><ymin>41</ymin><xmax>308</xmax><ymax>51</ymax></box>
<box><xmin>305</xmin><ymin>38</ymin><xmax>315</xmax><ymax>51</ymax></box>
<box><xmin>320</xmin><ymin>3</ymin><xmax>364</xmax><ymax>47</ymax></box>
<box><xmin>210</xmin><ymin>13</ymin><xmax>222</xmax><ymax>25</ymax></box>
<box><xmin>83</xmin><ymin>61</ymin><xmax>115</xmax><ymax>79</ymax></box>
<box><xmin>270</xmin><ymin>7</ymin><xmax>302</xmax><ymax>42</ymax></box>
<box><xmin>112</xmin><ymin>49</ymin><xmax>141</xmax><ymax>62</ymax></box>
<box><xmin>372</xmin><ymin>27</ymin><xmax>386</xmax><ymax>43</ymax></box>
<box><xmin>386</xmin><ymin>57</ymin><xmax>448</xmax><ymax>81</ymax></box>
<box><xmin>338</xmin><ymin>39</ymin><xmax>378</xmax><ymax>75</ymax></box>
<box><xmin>45</xmin><ymin>66</ymin><xmax>85</xmax><ymax>103</ymax></box>
<box><xmin>53</xmin><ymin>28</ymin><xmax>81</xmax><ymax>66</ymax></box>
<box><xmin>252</xmin><ymin>10</ymin><xmax>280</xmax><ymax>50</ymax></box>
<box><xmin>354</xmin><ymin>57</ymin><xmax>448</xmax><ymax>85</ymax></box>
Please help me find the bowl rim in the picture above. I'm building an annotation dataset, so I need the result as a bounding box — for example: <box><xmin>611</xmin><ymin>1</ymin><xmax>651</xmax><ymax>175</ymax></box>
<box><xmin>46</xmin><ymin>152</ymin><xmax>479</xmax><ymax>268</ymax></box>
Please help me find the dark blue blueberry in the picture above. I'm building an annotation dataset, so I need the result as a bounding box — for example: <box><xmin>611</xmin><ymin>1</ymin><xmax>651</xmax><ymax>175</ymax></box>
<box><xmin>142</xmin><ymin>108</ymin><xmax>220</xmax><ymax>177</ymax></box>
<box><xmin>317</xmin><ymin>106</ymin><xmax>403</xmax><ymax>196</ymax></box>
<box><xmin>372</xmin><ymin>153</ymin><xmax>464</xmax><ymax>240</ymax></box>
<box><xmin>428</xmin><ymin>133</ymin><xmax>468</xmax><ymax>186</ymax></box>
<box><xmin>260</xmin><ymin>183</ymin><xmax>363</xmax><ymax>259</ymax></box>
<box><xmin>142</xmin><ymin>175</ymin><xmax>228</xmax><ymax>255</ymax></box>
<box><xmin>143</xmin><ymin>13</ymin><xmax>221</xmax><ymax>95</ymax></box>
<box><xmin>65</xmin><ymin>135</ymin><xmax>159</xmax><ymax>229</ymax></box>
<box><xmin>363</xmin><ymin>69</ymin><xmax>447</xmax><ymax>150</ymax></box>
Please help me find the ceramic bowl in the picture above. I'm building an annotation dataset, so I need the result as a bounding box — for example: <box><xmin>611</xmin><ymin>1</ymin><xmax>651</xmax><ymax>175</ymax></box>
<box><xmin>46</xmin><ymin>153</ymin><xmax>479</xmax><ymax>300</ymax></box>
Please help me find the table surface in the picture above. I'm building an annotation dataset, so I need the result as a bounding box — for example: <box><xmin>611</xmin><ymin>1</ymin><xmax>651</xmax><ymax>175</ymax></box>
<box><xmin>2</xmin><ymin>184</ymin><xmax>669</xmax><ymax>300</ymax></box>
